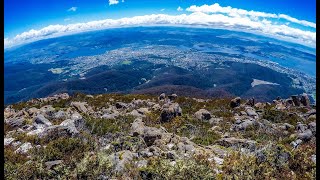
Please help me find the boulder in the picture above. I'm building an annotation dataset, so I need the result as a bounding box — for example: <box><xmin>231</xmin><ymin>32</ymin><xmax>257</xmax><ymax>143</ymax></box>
<box><xmin>159</xmin><ymin>93</ymin><xmax>166</xmax><ymax>100</ymax></box>
<box><xmin>160</xmin><ymin>103</ymin><xmax>182</xmax><ymax>122</ymax></box>
<box><xmin>40</xmin><ymin>105</ymin><xmax>55</xmax><ymax>117</ymax></box>
<box><xmin>27</xmin><ymin>107</ymin><xmax>39</xmax><ymax>116</ymax></box>
<box><xmin>308</xmin><ymin>122</ymin><xmax>316</xmax><ymax>134</ymax></box>
<box><xmin>300</xmin><ymin>93</ymin><xmax>310</xmax><ymax>107</ymax></box>
<box><xmin>296</xmin><ymin>123</ymin><xmax>307</xmax><ymax>133</ymax></box>
<box><xmin>194</xmin><ymin>109</ymin><xmax>212</xmax><ymax>120</ymax></box>
<box><xmin>245</xmin><ymin>107</ymin><xmax>258</xmax><ymax>117</ymax></box>
<box><xmin>7</xmin><ymin>117</ymin><xmax>25</xmax><ymax>128</ymax></box>
<box><xmin>168</xmin><ymin>94</ymin><xmax>178</xmax><ymax>101</ymax></box>
<box><xmin>291</xmin><ymin>95</ymin><xmax>300</xmax><ymax>106</ymax></box>
<box><xmin>297</xmin><ymin>129</ymin><xmax>313</xmax><ymax>142</ymax></box>
<box><xmin>137</xmin><ymin>108</ymin><xmax>150</xmax><ymax>115</ymax></box>
<box><xmin>33</xmin><ymin>114</ymin><xmax>52</xmax><ymax>128</ymax></box>
<box><xmin>246</xmin><ymin>98</ymin><xmax>255</xmax><ymax>107</ymax></box>
<box><xmin>230</xmin><ymin>97</ymin><xmax>241</xmax><ymax>108</ymax></box>
<box><xmin>131</xmin><ymin>118</ymin><xmax>145</xmax><ymax>136</ymax></box>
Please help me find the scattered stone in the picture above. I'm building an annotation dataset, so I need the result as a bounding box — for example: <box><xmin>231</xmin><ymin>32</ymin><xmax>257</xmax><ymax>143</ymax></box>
<box><xmin>217</xmin><ymin>137</ymin><xmax>256</xmax><ymax>151</ymax></box>
<box><xmin>194</xmin><ymin>109</ymin><xmax>212</xmax><ymax>120</ymax></box>
<box><xmin>7</xmin><ymin>117</ymin><xmax>25</xmax><ymax>128</ymax></box>
<box><xmin>71</xmin><ymin>102</ymin><xmax>88</xmax><ymax>113</ymax></box>
<box><xmin>4</xmin><ymin>138</ymin><xmax>15</xmax><ymax>146</ymax></box>
<box><xmin>45</xmin><ymin>160</ymin><xmax>63</xmax><ymax>170</ymax></box>
<box><xmin>245</xmin><ymin>107</ymin><xmax>258</xmax><ymax>117</ymax></box>
<box><xmin>115</xmin><ymin>102</ymin><xmax>128</xmax><ymax>109</ymax></box>
<box><xmin>297</xmin><ymin>129</ymin><xmax>313</xmax><ymax>142</ymax></box>
<box><xmin>15</xmin><ymin>142</ymin><xmax>33</xmax><ymax>154</ymax></box>
<box><xmin>33</xmin><ymin>114</ymin><xmax>52</xmax><ymax>127</ymax></box>
<box><xmin>160</xmin><ymin>103</ymin><xmax>182</xmax><ymax>122</ymax></box>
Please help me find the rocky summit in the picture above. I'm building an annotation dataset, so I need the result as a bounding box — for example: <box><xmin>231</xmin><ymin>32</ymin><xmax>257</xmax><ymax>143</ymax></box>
<box><xmin>4</xmin><ymin>92</ymin><xmax>316</xmax><ymax>179</ymax></box>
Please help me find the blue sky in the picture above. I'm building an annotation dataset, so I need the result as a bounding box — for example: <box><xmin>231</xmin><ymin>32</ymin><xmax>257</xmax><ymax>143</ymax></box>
<box><xmin>4</xmin><ymin>0</ymin><xmax>316</xmax><ymax>48</ymax></box>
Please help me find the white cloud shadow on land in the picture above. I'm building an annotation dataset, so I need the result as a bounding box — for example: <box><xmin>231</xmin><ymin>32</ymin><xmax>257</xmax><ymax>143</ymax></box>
<box><xmin>4</xmin><ymin>3</ymin><xmax>316</xmax><ymax>49</ymax></box>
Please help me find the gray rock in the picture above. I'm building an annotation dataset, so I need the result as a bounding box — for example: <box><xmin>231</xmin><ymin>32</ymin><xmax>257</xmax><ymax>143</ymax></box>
<box><xmin>115</xmin><ymin>102</ymin><xmax>128</xmax><ymax>109</ymax></box>
<box><xmin>283</xmin><ymin>123</ymin><xmax>295</xmax><ymax>131</ymax></box>
<box><xmin>194</xmin><ymin>109</ymin><xmax>212</xmax><ymax>120</ymax></box>
<box><xmin>137</xmin><ymin>108</ymin><xmax>150</xmax><ymax>115</ymax></box>
<box><xmin>216</xmin><ymin>137</ymin><xmax>256</xmax><ymax>151</ymax></box>
<box><xmin>143</xmin><ymin>126</ymin><xmax>165</xmax><ymax>146</ymax></box>
<box><xmin>168</xmin><ymin>94</ymin><xmax>178</xmax><ymax>101</ymax></box>
<box><xmin>159</xmin><ymin>93</ymin><xmax>166</xmax><ymax>100</ymax></box>
<box><xmin>131</xmin><ymin>118</ymin><xmax>145</xmax><ymax>136</ymax></box>
<box><xmin>311</xmin><ymin>155</ymin><xmax>316</xmax><ymax>164</ymax></box>
<box><xmin>308</xmin><ymin>122</ymin><xmax>316</xmax><ymax>134</ymax></box>
<box><xmin>40</xmin><ymin>105</ymin><xmax>55</xmax><ymax>117</ymax></box>
<box><xmin>15</xmin><ymin>142</ymin><xmax>33</xmax><ymax>154</ymax></box>
<box><xmin>54</xmin><ymin>110</ymin><xmax>67</xmax><ymax>119</ymax></box>
<box><xmin>45</xmin><ymin>160</ymin><xmax>63</xmax><ymax>170</ymax></box>
<box><xmin>33</xmin><ymin>114</ymin><xmax>52</xmax><ymax>127</ymax></box>
<box><xmin>4</xmin><ymin>138</ymin><xmax>15</xmax><ymax>146</ymax></box>
<box><xmin>160</xmin><ymin>103</ymin><xmax>182</xmax><ymax>122</ymax></box>
<box><xmin>290</xmin><ymin>139</ymin><xmax>302</xmax><ymax>149</ymax></box>
<box><xmin>245</xmin><ymin>107</ymin><xmax>258</xmax><ymax>117</ymax></box>
<box><xmin>109</xmin><ymin>150</ymin><xmax>135</xmax><ymax>173</ymax></box>
<box><xmin>136</xmin><ymin>160</ymin><xmax>148</xmax><ymax>168</ymax></box>
<box><xmin>167</xmin><ymin>151</ymin><xmax>177</xmax><ymax>159</ymax></box>
<box><xmin>128</xmin><ymin>110</ymin><xmax>145</xmax><ymax>118</ymax></box>
<box><xmin>7</xmin><ymin>117</ymin><xmax>25</xmax><ymax>128</ymax></box>
<box><xmin>71</xmin><ymin>102</ymin><xmax>88</xmax><ymax>113</ymax></box>
<box><xmin>71</xmin><ymin>112</ymin><xmax>82</xmax><ymax>120</ymax></box>
<box><xmin>300</xmin><ymin>93</ymin><xmax>310</xmax><ymax>107</ymax></box>
<box><xmin>27</xmin><ymin>107</ymin><xmax>39</xmax><ymax>116</ymax></box>
<box><xmin>296</xmin><ymin>123</ymin><xmax>307</xmax><ymax>133</ymax></box>
<box><xmin>297</xmin><ymin>129</ymin><xmax>313</xmax><ymax>142</ymax></box>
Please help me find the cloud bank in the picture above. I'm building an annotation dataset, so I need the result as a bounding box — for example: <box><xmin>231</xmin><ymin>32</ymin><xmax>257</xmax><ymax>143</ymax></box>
<box><xmin>186</xmin><ymin>3</ymin><xmax>316</xmax><ymax>29</ymax></box>
<box><xmin>4</xmin><ymin>3</ymin><xmax>316</xmax><ymax>49</ymax></box>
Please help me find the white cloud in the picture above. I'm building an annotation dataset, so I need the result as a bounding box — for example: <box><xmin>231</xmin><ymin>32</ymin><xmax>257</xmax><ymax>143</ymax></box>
<box><xmin>186</xmin><ymin>3</ymin><xmax>316</xmax><ymax>28</ymax></box>
<box><xmin>177</xmin><ymin>6</ymin><xmax>183</xmax><ymax>11</ymax></box>
<box><xmin>160</xmin><ymin>9</ymin><xmax>165</xmax><ymax>12</ymax></box>
<box><xmin>4</xmin><ymin>5</ymin><xmax>316</xmax><ymax>49</ymax></box>
<box><xmin>109</xmin><ymin>0</ymin><xmax>119</xmax><ymax>5</ymax></box>
<box><xmin>67</xmin><ymin>7</ymin><xmax>77</xmax><ymax>12</ymax></box>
